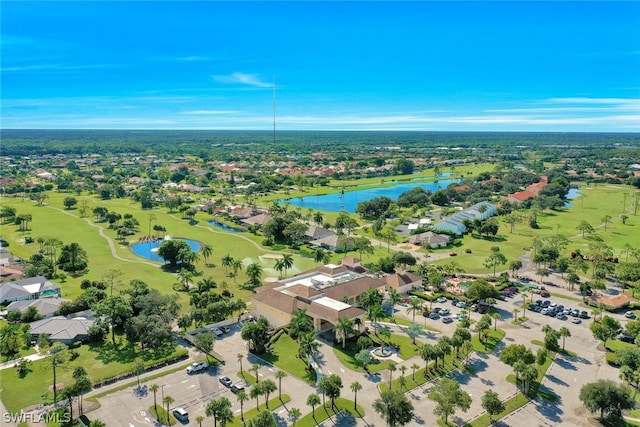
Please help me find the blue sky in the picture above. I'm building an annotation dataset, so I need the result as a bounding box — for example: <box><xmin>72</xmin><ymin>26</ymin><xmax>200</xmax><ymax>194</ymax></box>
<box><xmin>2</xmin><ymin>1</ymin><xmax>639</xmax><ymax>131</ymax></box>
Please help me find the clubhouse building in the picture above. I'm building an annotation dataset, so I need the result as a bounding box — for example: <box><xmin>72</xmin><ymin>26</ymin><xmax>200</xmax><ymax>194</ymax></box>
<box><xmin>249</xmin><ymin>258</ymin><xmax>421</xmax><ymax>332</ymax></box>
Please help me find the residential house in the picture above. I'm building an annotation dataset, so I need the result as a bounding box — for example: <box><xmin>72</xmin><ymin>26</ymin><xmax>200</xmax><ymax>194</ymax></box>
<box><xmin>29</xmin><ymin>315</ymin><xmax>94</xmax><ymax>345</ymax></box>
<box><xmin>0</xmin><ymin>276</ymin><xmax>61</xmax><ymax>304</ymax></box>
<box><xmin>383</xmin><ymin>270</ymin><xmax>422</xmax><ymax>294</ymax></box>
<box><xmin>408</xmin><ymin>231</ymin><xmax>451</xmax><ymax>248</ymax></box>
<box><xmin>6</xmin><ymin>298</ymin><xmax>67</xmax><ymax>318</ymax></box>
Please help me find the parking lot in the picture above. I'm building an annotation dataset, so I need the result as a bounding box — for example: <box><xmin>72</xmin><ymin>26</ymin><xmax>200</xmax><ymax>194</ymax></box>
<box><xmin>88</xmin><ymin>273</ymin><xmax>632</xmax><ymax>427</ymax></box>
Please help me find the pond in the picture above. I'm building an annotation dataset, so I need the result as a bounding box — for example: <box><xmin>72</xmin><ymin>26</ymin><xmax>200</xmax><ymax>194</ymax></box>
<box><xmin>208</xmin><ymin>220</ymin><xmax>243</xmax><ymax>232</ymax></box>
<box><xmin>131</xmin><ymin>237</ymin><xmax>201</xmax><ymax>263</ymax></box>
<box><xmin>564</xmin><ymin>187</ymin><xmax>582</xmax><ymax>207</ymax></box>
<box><xmin>285</xmin><ymin>177</ymin><xmax>460</xmax><ymax>213</ymax></box>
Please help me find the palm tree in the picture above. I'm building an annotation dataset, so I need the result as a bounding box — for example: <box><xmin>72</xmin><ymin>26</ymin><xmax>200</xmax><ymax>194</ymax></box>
<box><xmin>387</xmin><ymin>289</ymin><xmax>402</xmax><ymax>315</ymax></box>
<box><xmin>559</xmin><ymin>326</ymin><xmax>571</xmax><ymax>351</ymax></box>
<box><xmin>369</xmin><ymin>304</ymin><xmax>385</xmax><ymax>335</ymax></box>
<box><xmin>492</xmin><ymin>312</ymin><xmax>501</xmax><ymax>331</ymax></box>
<box><xmin>163</xmin><ymin>395</ymin><xmax>174</xmax><ymax>425</ymax></box>
<box><xmin>274</xmin><ymin>258</ymin><xmax>286</xmax><ymax>279</ymax></box>
<box><xmin>237</xmin><ymin>391</ymin><xmax>248</xmax><ymax>421</ymax></box>
<box><xmin>307</xmin><ymin>393</ymin><xmax>321</xmax><ymax>419</ymax></box>
<box><xmin>195</xmin><ymin>415</ymin><xmax>205</xmax><ymax>427</ymax></box>
<box><xmin>275</xmin><ymin>370</ymin><xmax>287</xmax><ymax>400</ymax></box>
<box><xmin>201</xmin><ymin>244</ymin><xmax>213</xmax><ymax>266</ymax></box>
<box><xmin>149</xmin><ymin>384</ymin><xmax>159</xmax><ymax>413</ymax></box>
<box><xmin>334</xmin><ymin>317</ymin><xmax>354</xmax><ymax>348</ymax></box>
<box><xmin>297</xmin><ymin>331</ymin><xmax>319</xmax><ymax>362</ymax></box>
<box><xmin>261</xmin><ymin>379</ymin><xmax>277</xmax><ymax>408</ymax></box>
<box><xmin>407</xmin><ymin>298</ymin><xmax>424</xmax><ymax>323</ymax></box>
<box><xmin>250</xmin><ymin>363</ymin><xmax>261</xmax><ymax>383</ymax></box>
<box><xmin>289</xmin><ymin>407</ymin><xmax>302</xmax><ymax>426</ymax></box>
<box><xmin>353</xmin><ymin>317</ymin><xmax>363</xmax><ymax>333</ymax></box>
<box><xmin>177</xmin><ymin>268</ymin><xmax>194</xmax><ymax>291</ymax></box>
<box><xmin>350</xmin><ymin>381</ymin><xmax>362</xmax><ymax>410</ymax></box>
<box><xmin>250</xmin><ymin>383</ymin><xmax>263</xmax><ymax>411</ymax></box>
<box><xmin>420</xmin><ymin>343</ymin><xmax>435</xmax><ymax>373</ymax></box>
<box><xmin>411</xmin><ymin>363</ymin><xmax>420</xmax><ymax>381</ymax></box>
<box><xmin>221</xmin><ymin>254</ymin><xmax>234</xmax><ymax>272</ymax></box>
<box><xmin>245</xmin><ymin>262</ymin><xmax>263</xmax><ymax>289</ymax></box>
<box><xmin>313</xmin><ymin>247</ymin><xmax>328</xmax><ymax>266</ymax></box>
<box><xmin>280</xmin><ymin>253</ymin><xmax>294</xmax><ymax>277</ymax></box>
<box><xmin>237</xmin><ymin>353</ymin><xmax>244</xmax><ymax>375</ymax></box>
<box><xmin>387</xmin><ymin>362</ymin><xmax>397</xmax><ymax>388</ymax></box>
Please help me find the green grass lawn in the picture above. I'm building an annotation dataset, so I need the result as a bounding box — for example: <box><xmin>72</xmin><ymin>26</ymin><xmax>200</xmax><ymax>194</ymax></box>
<box><xmin>381</xmin><ymin>349</ymin><xmax>476</xmax><ymax>393</ymax></box>
<box><xmin>332</xmin><ymin>332</ymin><xmax>422</xmax><ymax>373</ymax></box>
<box><xmin>0</xmin><ymin>193</ymin><xmax>318</xmax><ymax>305</ymax></box>
<box><xmin>0</xmin><ymin>336</ymin><xmax>187</xmax><ymax>413</ymax></box>
<box><xmin>260</xmin><ymin>333</ymin><xmax>316</xmax><ymax>383</ymax></box>
<box><xmin>471</xmin><ymin>329</ymin><xmax>506</xmax><ymax>354</ymax></box>
<box><xmin>467</xmin><ymin>392</ymin><xmax>531</xmax><ymax>427</ymax></box>
<box><xmin>228</xmin><ymin>394</ymin><xmax>290</xmax><ymax>427</ymax></box>
<box><xmin>296</xmin><ymin>397</ymin><xmax>364</xmax><ymax>427</ymax></box>
<box><xmin>429</xmin><ymin>183</ymin><xmax>639</xmax><ymax>275</ymax></box>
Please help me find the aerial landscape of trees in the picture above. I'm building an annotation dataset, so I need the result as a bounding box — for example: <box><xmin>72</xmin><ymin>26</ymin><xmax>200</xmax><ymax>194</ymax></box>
<box><xmin>1</xmin><ymin>130</ymin><xmax>640</xmax><ymax>426</ymax></box>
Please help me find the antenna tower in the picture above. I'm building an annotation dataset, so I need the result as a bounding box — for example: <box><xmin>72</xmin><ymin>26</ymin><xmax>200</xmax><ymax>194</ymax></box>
<box><xmin>272</xmin><ymin>75</ymin><xmax>276</xmax><ymax>144</ymax></box>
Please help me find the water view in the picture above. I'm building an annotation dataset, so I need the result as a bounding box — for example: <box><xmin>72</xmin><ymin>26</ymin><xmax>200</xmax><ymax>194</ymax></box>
<box><xmin>564</xmin><ymin>187</ymin><xmax>582</xmax><ymax>207</ymax></box>
<box><xmin>208</xmin><ymin>220</ymin><xmax>243</xmax><ymax>232</ymax></box>
<box><xmin>286</xmin><ymin>178</ymin><xmax>460</xmax><ymax>213</ymax></box>
<box><xmin>131</xmin><ymin>237</ymin><xmax>201</xmax><ymax>263</ymax></box>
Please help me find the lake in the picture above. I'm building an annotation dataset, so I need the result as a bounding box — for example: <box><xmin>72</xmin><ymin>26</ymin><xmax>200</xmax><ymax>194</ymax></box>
<box><xmin>286</xmin><ymin>178</ymin><xmax>459</xmax><ymax>213</ymax></box>
<box><xmin>131</xmin><ymin>237</ymin><xmax>201</xmax><ymax>263</ymax></box>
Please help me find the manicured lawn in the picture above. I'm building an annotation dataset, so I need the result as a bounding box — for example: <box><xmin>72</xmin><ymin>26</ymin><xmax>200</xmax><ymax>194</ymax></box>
<box><xmin>467</xmin><ymin>392</ymin><xmax>531</xmax><ymax>427</ymax></box>
<box><xmin>332</xmin><ymin>332</ymin><xmax>422</xmax><ymax>373</ymax></box>
<box><xmin>0</xmin><ymin>194</ymin><xmax>318</xmax><ymax>305</ymax></box>
<box><xmin>471</xmin><ymin>329</ymin><xmax>506</xmax><ymax>354</ymax></box>
<box><xmin>0</xmin><ymin>336</ymin><xmax>187</xmax><ymax>413</ymax></box>
<box><xmin>260</xmin><ymin>333</ymin><xmax>316</xmax><ymax>383</ymax></box>
<box><xmin>429</xmin><ymin>183</ymin><xmax>638</xmax><ymax>275</ymax></box>
<box><xmin>296</xmin><ymin>397</ymin><xmax>364</xmax><ymax>427</ymax></box>
<box><xmin>381</xmin><ymin>350</ymin><xmax>475</xmax><ymax>393</ymax></box>
<box><xmin>606</xmin><ymin>339</ymin><xmax>636</xmax><ymax>352</ymax></box>
<box><xmin>228</xmin><ymin>394</ymin><xmax>290</xmax><ymax>427</ymax></box>
<box><xmin>149</xmin><ymin>405</ymin><xmax>176</xmax><ymax>426</ymax></box>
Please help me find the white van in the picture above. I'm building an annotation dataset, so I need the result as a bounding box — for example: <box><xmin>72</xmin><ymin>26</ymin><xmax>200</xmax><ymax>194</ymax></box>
<box><xmin>173</xmin><ymin>407</ymin><xmax>188</xmax><ymax>421</ymax></box>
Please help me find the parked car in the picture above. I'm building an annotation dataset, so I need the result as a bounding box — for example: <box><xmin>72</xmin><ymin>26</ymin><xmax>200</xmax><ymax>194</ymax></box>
<box><xmin>541</xmin><ymin>308</ymin><xmax>549</xmax><ymax>315</ymax></box>
<box><xmin>428</xmin><ymin>312</ymin><xmax>440</xmax><ymax>320</ymax></box>
<box><xmin>439</xmin><ymin>308</ymin><xmax>450</xmax><ymax>316</ymax></box>
<box><xmin>625</xmin><ymin>311</ymin><xmax>636</xmax><ymax>319</ymax></box>
<box><xmin>556</xmin><ymin>313</ymin><xmax>567</xmax><ymax>320</ymax></box>
<box><xmin>221</xmin><ymin>325</ymin><xmax>231</xmax><ymax>333</ymax></box>
<box><xmin>436</xmin><ymin>296</ymin><xmax>448</xmax><ymax>303</ymax></box>
<box><xmin>231</xmin><ymin>382</ymin><xmax>246</xmax><ymax>393</ymax></box>
<box><xmin>571</xmin><ymin>317</ymin><xmax>581</xmax><ymax>324</ymax></box>
<box><xmin>173</xmin><ymin>407</ymin><xmax>189</xmax><ymax>422</ymax></box>
<box><xmin>455</xmin><ymin>312</ymin><xmax>468</xmax><ymax>321</ymax></box>
<box><xmin>442</xmin><ymin>316</ymin><xmax>453</xmax><ymax>324</ymax></box>
<box><xmin>541</xmin><ymin>300</ymin><xmax>550</xmax><ymax>308</ymax></box>
<box><xmin>455</xmin><ymin>301</ymin><xmax>467</xmax><ymax>309</ymax></box>
<box><xmin>571</xmin><ymin>309</ymin><xmax>580</xmax><ymax>317</ymax></box>
<box><xmin>219</xmin><ymin>376</ymin><xmax>233</xmax><ymax>387</ymax></box>
<box><xmin>579</xmin><ymin>311</ymin><xmax>589</xmax><ymax>319</ymax></box>
<box><xmin>186</xmin><ymin>361</ymin><xmax>209</xmax><ymax>374</ymax></box>
<box><xmin>211</xmin><ymin>328</ymin><xmax>223</xmax><ymax>336</ymax></box>
<box><xmin>617</xmin><ymin>334</ymin><xmax>635</xmax><ymax>344</ymax></box>
<box><xmin>540</xmin><ymin>291</ymin><xmax>550</xmax><ymax>297</ymax></box>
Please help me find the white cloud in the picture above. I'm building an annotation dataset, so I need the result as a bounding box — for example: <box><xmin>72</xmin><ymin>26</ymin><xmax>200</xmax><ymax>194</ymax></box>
<box><xmin>212</xmin><ymin>72</ymin><xmax>272</xmax><ymax>88</ymax></box>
